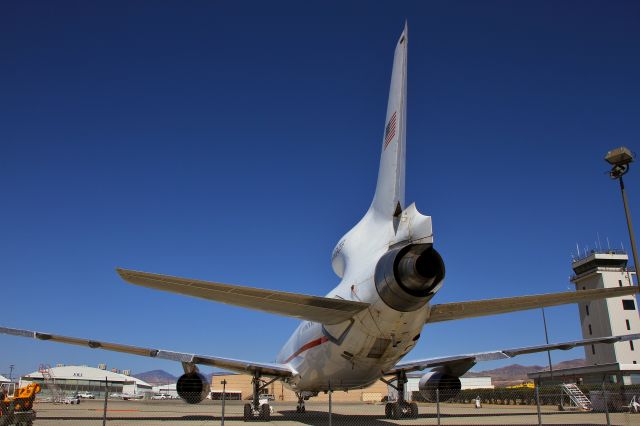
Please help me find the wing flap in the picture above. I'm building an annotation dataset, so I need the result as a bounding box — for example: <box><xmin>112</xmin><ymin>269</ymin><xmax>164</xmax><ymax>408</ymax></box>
<box><xmin>387</xmin><ymin>333</ymin><xmax>640</xmax><ymax>375</ymax></box>
<box><xmin>427</xmin><ymin>286</ymin><xmax>638</xmax><ymax>323</ymax></box>
<box><xmin>0</xmin><ymin>326</ymin><xmax>292</xmax><ymax>377</ymax></box>
<box><xmin>117</xmin><ymin>268</ymin><xmax>369</xmax><ymax>325</ymax></box>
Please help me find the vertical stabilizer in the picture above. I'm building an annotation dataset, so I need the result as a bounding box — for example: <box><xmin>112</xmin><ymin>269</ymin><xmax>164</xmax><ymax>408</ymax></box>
<box><xmin>370</xmin><ymin>24</ymin><xmax>408</xmax><ymax>219</ymax></box>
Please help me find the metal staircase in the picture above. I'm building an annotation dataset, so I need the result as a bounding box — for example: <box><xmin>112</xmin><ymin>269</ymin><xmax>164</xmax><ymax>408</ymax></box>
<box><xmin>38</xmin><ymin>364</ymin><xmax>64</xmax><ymax>403</ymax></box>
<box><xmin>561</xmin><ymin>383</ymin><xmax>592</xmax><ymax>411</ymax></box>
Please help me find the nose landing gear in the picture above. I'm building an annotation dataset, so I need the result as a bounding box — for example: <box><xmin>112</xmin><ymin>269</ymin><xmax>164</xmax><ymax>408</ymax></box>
<box><xmin>295</xmin><ymin>393</ymin><xmax>306</xmax><ymax>413</ymax></box>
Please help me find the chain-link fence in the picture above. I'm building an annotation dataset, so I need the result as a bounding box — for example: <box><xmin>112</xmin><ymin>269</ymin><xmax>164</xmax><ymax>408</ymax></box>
<box><xmin>8</xmin><ymin>381</ymin><xmax>640</xmax><ymax>425</ymax></box>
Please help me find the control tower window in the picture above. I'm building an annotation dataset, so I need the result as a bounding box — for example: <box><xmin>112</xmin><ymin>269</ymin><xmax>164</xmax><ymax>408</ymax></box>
<box><xmin>627</xmin><ymin>319</ymin><xmax>631</xmax><ymax>331</ymax></box>
<box><xmin>623</xmin><ymin>300</ymin><xmax>636</xmax><ymax>311</ymax></box>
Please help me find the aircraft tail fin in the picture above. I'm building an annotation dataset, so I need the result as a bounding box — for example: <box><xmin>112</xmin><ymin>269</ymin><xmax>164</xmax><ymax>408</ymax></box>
<box><xmin>370</xmin><ymin>23</ymin><xmax>408</xmax><ymax>218</ymax></box>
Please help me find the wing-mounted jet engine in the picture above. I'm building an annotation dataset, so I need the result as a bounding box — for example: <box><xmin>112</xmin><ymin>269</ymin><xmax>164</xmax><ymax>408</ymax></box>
<box><xmin>176</xmin><ymin>372</ymin><xmax>210</xmax><ymax>404</ymax></box>
<box><xmin>418</xmin><ymin>370</ymin><xmax>462</xmax><ymax>402</ymax></box>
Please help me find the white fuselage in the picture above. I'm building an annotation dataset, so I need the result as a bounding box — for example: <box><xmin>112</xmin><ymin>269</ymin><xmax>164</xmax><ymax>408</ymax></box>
<box><xmin>275</xmin><ymin>204</ymin><xmax>437</xmax><ymax>392</ymax></box>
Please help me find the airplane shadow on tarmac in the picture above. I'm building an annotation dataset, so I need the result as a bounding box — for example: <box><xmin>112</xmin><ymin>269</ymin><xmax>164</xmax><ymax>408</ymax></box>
<box><xmin>39</xmin><ymin>409</ymin><xmax>596</xmax><ymax>425</ymax></box>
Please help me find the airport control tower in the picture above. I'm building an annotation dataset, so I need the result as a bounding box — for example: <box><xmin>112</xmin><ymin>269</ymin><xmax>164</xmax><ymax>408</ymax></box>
<box><xmin>571</xmin><ymin>250</ymin><xmax>639</xmax><ymax>365</ymax></box>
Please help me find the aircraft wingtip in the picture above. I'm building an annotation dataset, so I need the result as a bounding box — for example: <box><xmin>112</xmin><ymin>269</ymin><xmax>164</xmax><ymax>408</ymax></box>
<box><xmin>115</xmin><ymin>268</ymin><xmax>130</xmax><ymax>279</ymax></box>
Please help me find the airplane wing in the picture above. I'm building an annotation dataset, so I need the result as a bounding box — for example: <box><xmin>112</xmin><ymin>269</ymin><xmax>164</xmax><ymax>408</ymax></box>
<box><xmin>0</xmin><ymin>326</ymin><xmax>293</xmax><ymax>378</ymax></box>
<box><xmin>117</xmin><ymin>268</ymin><xmax>369</xmax><ymax>325</ymax></box>
<box><xmin>386</xmin><ymin>333</ymin><xmax>640</xmax><ymax>376</ymax></box>
<box><xmin>427</xmin><ymin>286</ymin><xmax>638</xmax><ymax>323</ymax></box>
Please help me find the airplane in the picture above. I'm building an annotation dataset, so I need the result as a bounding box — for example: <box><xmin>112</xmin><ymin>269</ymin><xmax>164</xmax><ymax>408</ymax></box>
<box><xmin>2</xmin><ymin>23</ymin><xmax>639</xmax><ymax>421</ymax></box>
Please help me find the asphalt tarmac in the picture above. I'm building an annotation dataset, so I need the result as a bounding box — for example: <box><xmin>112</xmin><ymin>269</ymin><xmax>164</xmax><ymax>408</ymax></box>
<box><xmin>29</xmin><ymin>399</ymin><xmax>639</xmax><ymax>425</ymax></box>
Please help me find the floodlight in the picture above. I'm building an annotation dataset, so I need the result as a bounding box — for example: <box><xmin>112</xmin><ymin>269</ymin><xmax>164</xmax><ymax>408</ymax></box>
<box><xmin>604</xmin><ymin>146</ymin><xmax>634</xmax><ymax>166</ymax></box>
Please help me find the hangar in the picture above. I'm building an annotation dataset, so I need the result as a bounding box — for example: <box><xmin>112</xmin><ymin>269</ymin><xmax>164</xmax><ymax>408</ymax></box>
<box><xmin>19</xmin><ymin>365</ymin><xmax>153</xmax><ymax>399</ymax></box>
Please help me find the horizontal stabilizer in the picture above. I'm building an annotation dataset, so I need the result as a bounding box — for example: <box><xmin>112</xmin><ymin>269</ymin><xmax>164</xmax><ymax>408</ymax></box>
<box><xmin>0</xmin><ymin>326</ymin><xmax>293</xmax><ymax>377</ymax></box>
<box><xmin>427</xmin><ymin>286</ymin><xmax>638</xmax><ymax>323</ymax></box>
<box><xmin>117</xmin><ymin>269</ymin><xmax>369</xmax><ymax>325</ymax></box>
<box><xmin>388</xmin><ymin>333</ymin><xmax>640</xmax><ymax>375</ymax></box>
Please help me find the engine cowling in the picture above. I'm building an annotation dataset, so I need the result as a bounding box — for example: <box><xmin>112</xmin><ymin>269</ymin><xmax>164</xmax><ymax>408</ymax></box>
<box><xmin>418</xmin><ymin>371</ymin><xmax>461</xmax><ymax>402</ymax></box>
<box><xmin>374</xmin><ymin>244</ymin><xmax>445</xmax><ymax>311</ymax></box>
<box><xmin>176</xmin><ymin>372</ymin><xmax>210</xmax><ymax>404</ymax></box>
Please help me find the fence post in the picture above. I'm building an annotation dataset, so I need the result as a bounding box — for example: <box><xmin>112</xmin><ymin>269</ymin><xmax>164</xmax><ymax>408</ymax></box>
<box><xmin>221</xmin><ymin>379</ymin><xmax>226</xmax><ymax>426</ymax></box>
<box><xmin>535</xmin><ymin>380</ymin><xmax>542</xmax><ymax>426</ymax></box>
<box><xmin>602</xmin><ymin>380</ymin><xmax>610</xmax><ymax>426</ymax></box>
<box><xmin>102</xmin><ymin>377</ymin><xmax>108</xmax><ymax>426</ymax></box>
<box><xmin>436</xmin><ymin>388</ymin><xmax>440</xmax><ymax>426</ymax></box>
<box><xmin>328</xmin><ymin>383</ymin><xmax>332</xmax><ymax>426</ymax></box>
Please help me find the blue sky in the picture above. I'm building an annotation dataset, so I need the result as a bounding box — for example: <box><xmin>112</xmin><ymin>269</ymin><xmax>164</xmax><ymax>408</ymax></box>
<box><xmin>1</xmin><ymin>1</ymin><xmax>639</xmax><ymax>379</ymax></box>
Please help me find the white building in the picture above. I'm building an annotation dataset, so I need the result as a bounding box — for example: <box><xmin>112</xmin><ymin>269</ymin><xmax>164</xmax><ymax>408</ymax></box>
<box><xmin>530</xmin><ymin>250</ymin><xmax>640</xmax><ymax>385</ymax></box>
<box><xmin>152</xmin><ymin>383</ymin><xmax>178</xmax><ymax>398</ymax></box>
<box><xmin>572</xmin><ymin>250</ymin><xmax>639</xmax><ymax>365</ymax></box>
<box><xmin>460</xmin><ymin>377</ymin><xmax>494</xmax><ymax>389</ymax></box>
<box><xmin>0</xmin><ymin>374</ymin><xmax>10</xmax><ymax>384</ymax></box>
<box><xmin>20</xmin><ymin>365</ymin><xmax>153</xmax><ymax>398</ymax></box>
<box><xmin>390</xmin><ymin>374</ymin><xmax>493</xmax><ymax>401</ymax></box>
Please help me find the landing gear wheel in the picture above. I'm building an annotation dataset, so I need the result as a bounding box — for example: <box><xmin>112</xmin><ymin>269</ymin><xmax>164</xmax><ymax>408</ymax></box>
<box><xmin>390</xmin><ymin>402</ymin><xmax>400</xmax><ymax>419</ymax></box>
<box><xmin>259</xmin><ymin>403</ymin><xmax>271</xmax><ymax>420</ymax></box>
<box><xmin>385</xmin><ymin>402</ymin><xmax>393</xmax><ymax>418</ymax></box>
<box><xmin>243</xmin><ymin>403</ymin><xmax>252</xmax><ymax>420</ymax></box>
<box><xmin>296</xmin><ymin>405</ymin><xmax>306</xmax><ymax>413</ymax></box>
<box><xmin>409</xmin><ymin>402</ymin><xmax>419</xmax><ymax>418</ymax></box>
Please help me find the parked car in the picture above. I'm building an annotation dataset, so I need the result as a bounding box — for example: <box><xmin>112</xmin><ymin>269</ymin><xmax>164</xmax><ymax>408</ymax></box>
<box><xmin>109</xmin><ymin>392</ymin><xmax>123</xmax><ymax>399</ymax></box>
<box><xmin>122</xmin><ymin>393</ymin><xmax>144</xmax><ymax>400</ymax></box>
<box><xmin>62</xmin><ymin>395</ymin><xmax>80</xmax><ymax>404</ymax></box>
<box><xmin>77</xmin><ymin>392</ymin><xmax>95</xmax><ymax>399</ymax></box>
<box><xmin>151</xmin><ymin>394</ymin><xmax>169</xmax><ymax>400</ymax></box>
<box><xmin>259</xmin><ymin>397</ymin><xmax>274</xmax><ymax>413</ymax></box>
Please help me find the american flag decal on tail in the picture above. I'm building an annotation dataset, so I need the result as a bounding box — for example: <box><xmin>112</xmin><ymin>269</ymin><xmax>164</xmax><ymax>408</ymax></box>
<box><xmin>384</xmin><ymin>111</ymin><xmax>397</xmax><ymax>149</ymax></box>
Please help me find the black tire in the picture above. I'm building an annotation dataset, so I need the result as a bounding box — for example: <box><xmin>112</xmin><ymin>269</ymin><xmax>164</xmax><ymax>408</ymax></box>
<box><xmin>409</xmin><ymin>402</ymin><xmax>418</xmax><ymax>418</ymax></box>
<box><xmin>384</xmin><ymin>402</ymin><xmax>392</xmax><ymax>418</ymax></box>
<box><xmin>259</xmin><ymin>403</ymin><xmax>270</xmax><ymax>421</ymax></box>
<box><xmin>390</xmin><ymin>403</ymin><xmax>400</xmax><ymax>419</ymax></box>
<box><xmin>243</xmin><ymin>403</ymin><xmax>252</xmax><ymax>421</ymax></box>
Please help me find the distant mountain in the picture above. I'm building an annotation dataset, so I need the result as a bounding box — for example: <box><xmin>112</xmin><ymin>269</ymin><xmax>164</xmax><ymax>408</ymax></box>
<box><xmin>133</xmin><ymin>370</ymin><xmax>178</xmax><ymax>385</ymax></box>
<box><xmin>463</xmin><ymin>359</ymin><xmax>587</xmax><ymax>386</ymax></box>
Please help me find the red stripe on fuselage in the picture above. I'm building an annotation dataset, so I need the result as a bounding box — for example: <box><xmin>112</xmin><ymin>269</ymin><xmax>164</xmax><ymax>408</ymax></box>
<box><xmin>284</xmin><ymin>336</ymin><xmax>329</xmax><ymax>363</ymax></box>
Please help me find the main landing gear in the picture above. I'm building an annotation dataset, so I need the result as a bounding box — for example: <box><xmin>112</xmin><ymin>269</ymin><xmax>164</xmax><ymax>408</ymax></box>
<box><xmin>381</xmin><ymin>371</ymin><xmax>419</xmax><ymax>419</ymax></box>
<box><xmin>243</xmin><ymin>372</ymin><xmax>276</xmax><ymax>422</ymax></box>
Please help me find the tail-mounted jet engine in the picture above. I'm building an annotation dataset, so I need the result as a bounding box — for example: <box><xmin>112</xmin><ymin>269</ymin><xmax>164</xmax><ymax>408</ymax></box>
<box><xmin>374</xmin><ymin>244</ymin><xmax>445</xmax><ymax>311</ymax></box>
<box><xmin>176</xmin><ymin>372</ymin><xmax>210</xmax><ymax>404</ymax></box>
<box><xmin>418</xmin><ymin>371</ymin><xmax>462</xmax><ymax>402</ymax></box>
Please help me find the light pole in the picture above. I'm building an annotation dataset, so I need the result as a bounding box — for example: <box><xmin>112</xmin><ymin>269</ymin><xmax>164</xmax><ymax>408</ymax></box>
<box><xmin>9</xmin><ymin>365</ymin><xmax>14</xmax><ymax>383</ymax></box>
<box><xmin>541</xmin><ymin>308</ymin><xmax>553</xmax><ymax>380</ymax></box>
<box><xmin>605</xmin><ymin>146</ymin><xmax>638</xmax><ymax>285</ymax></box>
